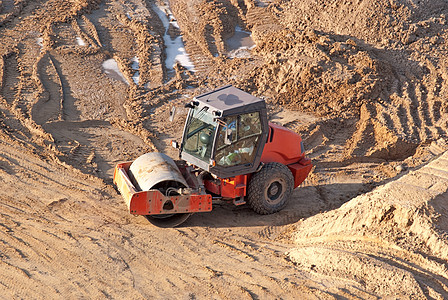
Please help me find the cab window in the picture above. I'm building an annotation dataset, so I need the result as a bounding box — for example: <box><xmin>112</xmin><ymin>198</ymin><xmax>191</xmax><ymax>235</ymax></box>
<box><xmin>182</xmin><ymin>107</ymin><xmax>217</xmax><ymax>161</ymax></box>
<box><xmin>215</xmin><ymin>112</ymin><xmax>262</xmax><ymax>167</ymax></box>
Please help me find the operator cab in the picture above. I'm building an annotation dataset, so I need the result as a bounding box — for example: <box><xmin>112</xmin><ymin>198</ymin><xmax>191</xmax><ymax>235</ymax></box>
<box><xmin>180</xmin><ymin>85</ymin><xmax>269</xmax><ymax>179</ymax></box>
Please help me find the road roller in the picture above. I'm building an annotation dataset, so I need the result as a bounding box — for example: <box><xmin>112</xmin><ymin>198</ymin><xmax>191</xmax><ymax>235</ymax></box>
<box><xmin>113</xmin><ymin>85</ymin><xmax>312</xmax><ymax>227</ymax></box>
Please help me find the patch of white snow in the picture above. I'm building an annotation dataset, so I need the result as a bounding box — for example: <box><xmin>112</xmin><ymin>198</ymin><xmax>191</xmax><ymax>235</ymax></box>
<box><xmin>152</xmin><ymin>2</ymin><xmax>195</xmax><ymax>72</ymax></box>
<box><xmin>131</xmin><ymin>57</ymin><xmax>139</xmax><ymax>70</ymax></box>
<box><xmin>131</xmin><ymin>57</ymin><xmax>140</xmax><ymax>85</ymax></box>
<box><xmin>76</xmin><ymin>37</ymin><xmax>86</xmax><ymax>46</ymax></box>
<box><xmin>132</xmin><ymin>71</ymin><xmax>140</xmax><ymax>85</ymax></box>
<box><xmin>226</xmin><ymin>26</ymin><xmax>255</xmax><ymax>58</ymax></box>
<box><xmin>102</xmin><ymin>58</ymin><xmax>129</xmax><ymax>85</ymax></box>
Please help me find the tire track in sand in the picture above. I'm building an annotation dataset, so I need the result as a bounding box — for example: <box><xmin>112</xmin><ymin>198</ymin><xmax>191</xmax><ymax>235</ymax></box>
<box><xmin>31</xmin><ymin>53</ymin><xmax>63</xmax><ymax>125</ymax></box>
<box><xmin>0</xmin><ymin>53</ymin><xmax>19</xmax><ymax>106</ymax></box>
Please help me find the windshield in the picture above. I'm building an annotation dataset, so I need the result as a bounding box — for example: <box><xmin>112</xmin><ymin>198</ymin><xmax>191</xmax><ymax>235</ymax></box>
<box><xmin>181</xmin><ymin>106</ymin><xmax>217</xmax><ymax>163</ymax></box>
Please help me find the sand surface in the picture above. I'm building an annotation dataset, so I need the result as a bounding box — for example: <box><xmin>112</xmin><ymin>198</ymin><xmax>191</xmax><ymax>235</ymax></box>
<box><xmin>1</xmin><ymin>0</ymin><xmax>448</xmax><ymax>298</ymax></box>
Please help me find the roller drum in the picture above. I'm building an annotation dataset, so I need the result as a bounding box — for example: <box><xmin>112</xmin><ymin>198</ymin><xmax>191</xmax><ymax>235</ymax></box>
<box><xmin>128</xmin><ymin>152</ymin><xmax>188</xmax><ymax>193</ymax></box>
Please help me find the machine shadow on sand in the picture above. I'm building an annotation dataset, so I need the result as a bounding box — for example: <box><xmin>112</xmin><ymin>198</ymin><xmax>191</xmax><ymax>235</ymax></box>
<box><xmin>177</xmin><ymin>182</ymin><xmax>367</xmax><ymax>229</ymax></box>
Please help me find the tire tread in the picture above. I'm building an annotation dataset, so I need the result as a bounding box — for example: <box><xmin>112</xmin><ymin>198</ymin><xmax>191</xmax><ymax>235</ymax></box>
<box><xmin>247</xmin><ymin>162</ymin><xmax>294</xmax><ymax>215</ymax></box>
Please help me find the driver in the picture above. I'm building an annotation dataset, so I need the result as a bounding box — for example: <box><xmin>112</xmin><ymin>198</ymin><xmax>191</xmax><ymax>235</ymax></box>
<box><xmin>198</xmin><ymin>130</ymin><xmax>213</xmax><ymax>157</ymax></box>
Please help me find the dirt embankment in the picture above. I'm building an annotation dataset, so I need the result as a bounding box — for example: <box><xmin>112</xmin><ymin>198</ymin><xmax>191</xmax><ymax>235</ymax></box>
<box><xmin>290</xmin><ymin>151</ymin><xmax>448</xmax><ymax>298</ymax></box>
<box><xmin>271</xmin><ymin>0</ymin><xmax>448</xmax><ymax>161</ymax></box>
<box><xmin>1</xmin><ymin>0</ymin><xmax>448</xmax><ymax>298</ymax></box>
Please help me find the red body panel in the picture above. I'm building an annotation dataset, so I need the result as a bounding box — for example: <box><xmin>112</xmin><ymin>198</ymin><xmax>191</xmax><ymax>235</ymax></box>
<box><xmin>261</xmin><ymin>123</ymin><xmax>304</xmax><ymax>165</ymax></box>
<box><xmin>204</xmin><ymin>175</ymin><xmax>247</xmax><ymax>199</ymax></box>
<box><xmin>129</xmin><ymin>190</ymin><xmax>212</xmax><ymax>215</ymax></box>
<box><xmin>204</xmin><ymin>179</ymin><xmax>220</xmax><ymax>195</ymax></box>
<box><xmin>287</xmin><ymin>157</ymin><xmax>313</xmax><ymax>188</ymax></box>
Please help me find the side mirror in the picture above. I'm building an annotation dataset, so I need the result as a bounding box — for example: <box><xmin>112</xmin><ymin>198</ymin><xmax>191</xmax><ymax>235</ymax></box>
<box><xmin>224</xmin><ymin>128</ymin><xmax>233</xmax><ymax>145</ymax></box>
<box><xmin>169</xmin><ymin>106</ymin><xmax>177</xmax><ymax>122</ymax></box>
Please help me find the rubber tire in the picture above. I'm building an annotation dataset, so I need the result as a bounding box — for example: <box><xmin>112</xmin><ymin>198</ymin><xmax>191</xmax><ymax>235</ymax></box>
<box><xmin>247</xmin><ymin>162</ymin><xmax>294</xmax><ymax>215</ymax></box>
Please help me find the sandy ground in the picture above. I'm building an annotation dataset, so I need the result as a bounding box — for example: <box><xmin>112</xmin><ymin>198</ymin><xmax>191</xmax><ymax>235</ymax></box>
<box><xmin>1</xmin><ymin>0</ymin><xmax>448</xmax><ymax>298</ymax></box>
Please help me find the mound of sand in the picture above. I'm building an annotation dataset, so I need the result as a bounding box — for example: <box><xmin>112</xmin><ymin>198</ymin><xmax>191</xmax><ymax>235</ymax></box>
<box><xmin>250</xmin><ymin>0</ymin><xmax>448</xmax><ymax>160</ymax></box>
<box><xmin>279</xmin><ymin>0</ymin><xmax>448</xmax><ymax>47</ymax></box>
<box><xmin>289</xmin><ymin>151</ymin><xmax>448</xmax><ymax>297</ymax></box>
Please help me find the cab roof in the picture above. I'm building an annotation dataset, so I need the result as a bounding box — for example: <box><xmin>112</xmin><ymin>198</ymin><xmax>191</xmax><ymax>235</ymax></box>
<box><xmin>193</xmin><ymin>85</ymin><xmax>265</xmax><ymax>117</ymax></box>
